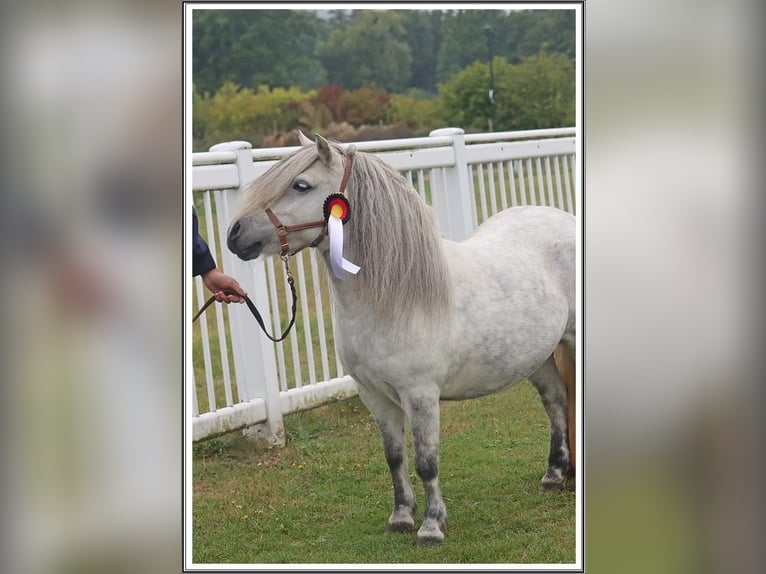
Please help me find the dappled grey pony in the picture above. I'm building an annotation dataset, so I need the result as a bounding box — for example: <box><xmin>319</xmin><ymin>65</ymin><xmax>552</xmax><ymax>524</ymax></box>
<box><xmin>227</xmin><ymin>133</ymin><xmax>576</xmax><ymax>545</ymax></box>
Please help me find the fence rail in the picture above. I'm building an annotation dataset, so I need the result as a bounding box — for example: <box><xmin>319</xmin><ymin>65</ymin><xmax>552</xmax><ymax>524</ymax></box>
<box><xmin>190</xmin><ymin>127</ymin><xmax>576</xmax><ymax>444</ymax></box>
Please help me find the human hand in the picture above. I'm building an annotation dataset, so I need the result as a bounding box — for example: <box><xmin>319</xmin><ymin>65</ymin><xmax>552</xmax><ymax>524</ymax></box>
<box><xmin>201</xmin><ymin>268</ymin><xmax>247</xmax><ymax>303</ymax></box>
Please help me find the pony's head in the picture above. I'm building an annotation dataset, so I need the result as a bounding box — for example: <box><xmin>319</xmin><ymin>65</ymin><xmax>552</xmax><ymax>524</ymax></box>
<box><xmin>227</xmin><ymin>133</ymin><xmax>348</xmax><ymax>260</ymax></box>
<box><xmin>228</xmin><ymin>132</ymin><xmax>451</xmax><ymax>324</ymax></box>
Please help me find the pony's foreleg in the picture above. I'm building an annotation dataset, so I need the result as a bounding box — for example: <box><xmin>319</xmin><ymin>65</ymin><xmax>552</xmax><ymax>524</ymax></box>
<box><xmin>403</xmin><ymin>390</ymin><xmax>447</xmax><ymax>545</ymax></box>
<box><xmin>356</xmin><ymin>384</ymin><xmax>417</xmax><ymax>534</ymax></box>
<box><xmin>528</xmin><ymin>356</ymin><xmax>574</xmax><ymax>490</ymax></box>
<box><xmin>380</xmin><ymin>416</ymin><xmax>419</xmax><ymax>534</ymax></box>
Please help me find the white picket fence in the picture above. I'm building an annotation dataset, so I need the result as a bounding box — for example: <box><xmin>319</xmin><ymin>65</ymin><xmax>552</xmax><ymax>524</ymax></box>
<box><xmin>190</xmin><ymin>127</ymin><xmax>576</xmax><ymax>444</ymax></box>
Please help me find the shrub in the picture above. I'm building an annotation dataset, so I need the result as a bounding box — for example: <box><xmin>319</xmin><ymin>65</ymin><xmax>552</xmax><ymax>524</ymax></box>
<box><xmin>192</xmin><ymin>83</ymin><xmax>316</xmax><ymax>149</ymax></box>
<box><xmin>339</xmin><ymin>84</ymin><xmax>391</xmax><ymax>127</ymax></box>
<box><xmin>389</xmin><ymin>93</ymin><xmax>446</xmax><ymax>135</ymax></box>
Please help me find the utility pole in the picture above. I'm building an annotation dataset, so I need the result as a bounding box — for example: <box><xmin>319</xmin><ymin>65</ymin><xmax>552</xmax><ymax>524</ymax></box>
<box><xmin>484</xmin><ymin>25</ymin><xmax>498</xmax><ymax>132</ymax></box>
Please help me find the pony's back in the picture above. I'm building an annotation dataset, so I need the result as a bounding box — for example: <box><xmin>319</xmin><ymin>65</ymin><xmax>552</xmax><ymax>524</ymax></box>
<box><xmin>466</xmin><ymin>205</ymin><xmax>574</xmax><ymax>248</ymax></box>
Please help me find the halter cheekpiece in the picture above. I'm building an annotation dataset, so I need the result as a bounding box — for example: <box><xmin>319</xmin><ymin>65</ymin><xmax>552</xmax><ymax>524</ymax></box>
<box><xmin>264</xmin><ymin>150</ymin><xmax>354</xmax><ymax>257</ymax></box>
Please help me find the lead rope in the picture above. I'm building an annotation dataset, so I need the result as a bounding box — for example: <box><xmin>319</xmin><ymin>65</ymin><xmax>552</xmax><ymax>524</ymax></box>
<box><xmin>192</xmin><ymin>255</ymin><xmax>297</xmax><ymax>343</ymax></box>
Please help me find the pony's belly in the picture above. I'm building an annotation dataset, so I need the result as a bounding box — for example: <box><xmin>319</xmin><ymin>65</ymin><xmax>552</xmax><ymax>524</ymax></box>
<box><xmin>336</xmin><ymin>320</ymin><xmax>555</xmax><ymax>402</ymax></box>
<box><xmin>439</xmin><ymin>361</ymin><xmax>530</xmax><ymax>400</ymax></box>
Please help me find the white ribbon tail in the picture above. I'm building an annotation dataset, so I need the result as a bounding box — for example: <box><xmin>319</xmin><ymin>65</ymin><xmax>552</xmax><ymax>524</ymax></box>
<box><xmin>328</xmin><ymin>215</ymin><xmax>360</xmax><ymax>279</ymax></box>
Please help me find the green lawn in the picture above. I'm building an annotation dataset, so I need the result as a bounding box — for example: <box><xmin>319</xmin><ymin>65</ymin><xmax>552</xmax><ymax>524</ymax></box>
<box><xmin>192</xmin><ymin>382</ymin><xmax>576</xmax><ymax>565</ymax></box>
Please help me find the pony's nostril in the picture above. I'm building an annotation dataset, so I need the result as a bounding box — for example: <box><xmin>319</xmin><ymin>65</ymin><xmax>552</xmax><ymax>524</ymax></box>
<box><xmin>229</xmin><ymin>220</ymin><xmax>241</xmax><ymax>240</ymax></box>
<box><xmin>227</xmin><ymin>220</ymin><xmax>242</xmax><ymax>254</ymax></box>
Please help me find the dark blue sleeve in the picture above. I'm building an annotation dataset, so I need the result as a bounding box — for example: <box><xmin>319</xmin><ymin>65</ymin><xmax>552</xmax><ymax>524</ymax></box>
<box><xmin>192</xmin><ymin>208</ymin><xmax>216</xmax><ymax>277</ymax></box>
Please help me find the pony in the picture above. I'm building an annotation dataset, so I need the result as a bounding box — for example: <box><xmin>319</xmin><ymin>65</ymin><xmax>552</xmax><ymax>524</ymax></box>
<box><xmin>227</xmin><ymin>133</ymin><xmax>576</xmax><ymax>545</ymax></box>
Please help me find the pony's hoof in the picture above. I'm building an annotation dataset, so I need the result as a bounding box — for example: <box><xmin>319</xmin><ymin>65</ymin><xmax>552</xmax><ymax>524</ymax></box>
<box><xmin>385</xmin><ymin>521</ymin><xmax>415</xmax><ymax>534</ymax></box>
<box><xmin>416</xmin><ymin>523</ymin><xmax>445</xmax><ymax>545</ymax></box>
<box><xmin>385</xmin><ymin>506</ymin><xmax>416</xmax><ymax>534</ymax></box>
<box><xmin>540</xmin><ymin>476</ymin><xmax>567</xmax><ymax>491</ymax></box>
<box><xmin>416</xmin><ymin>532</ymin><xmax>445</xmax><ymax>546</ymax></box>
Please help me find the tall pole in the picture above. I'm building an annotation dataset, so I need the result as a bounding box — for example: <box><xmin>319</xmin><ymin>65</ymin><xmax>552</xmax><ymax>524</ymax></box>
<box><xmin>484</xmin><ymin>25</ymin><xmax>498</xmax><ymax>132</ymax></box>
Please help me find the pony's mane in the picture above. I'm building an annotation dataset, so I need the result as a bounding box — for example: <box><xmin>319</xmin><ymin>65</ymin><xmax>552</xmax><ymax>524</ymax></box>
<box><xmin>343</xmin><ymin>148</ymin><xmax>452</xmax><ymax>325</ymax></box>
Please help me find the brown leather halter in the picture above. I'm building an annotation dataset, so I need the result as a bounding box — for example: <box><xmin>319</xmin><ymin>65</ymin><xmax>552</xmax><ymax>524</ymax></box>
<box><xmin>264</xmin><ymin>151</ymin><xmax>354</xmax><ymax>257</ymax></box>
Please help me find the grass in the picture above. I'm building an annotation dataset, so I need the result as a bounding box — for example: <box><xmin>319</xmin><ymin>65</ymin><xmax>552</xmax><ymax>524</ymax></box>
<box><xmin>192</xmin><ymin>383</ymin><xmax>576</xmax><ymax>565</ymax></box>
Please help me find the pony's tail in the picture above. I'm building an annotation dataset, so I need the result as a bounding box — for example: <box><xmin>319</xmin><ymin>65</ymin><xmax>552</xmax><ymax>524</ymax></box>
<box><xmin>553</xmin><ymin>344</ymin><xmax>576</xmax><ymax>471</ymax></box>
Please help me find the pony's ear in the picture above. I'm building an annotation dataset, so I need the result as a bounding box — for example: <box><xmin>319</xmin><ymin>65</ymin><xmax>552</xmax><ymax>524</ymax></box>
<box><xmin>297</xmin><ymin>130</ymin><xmax>313</xmax><ymax>147</ymax></box>
<box><xmin>316</xmin><ymin>134</ymin><xmax>335</xmax><ymax>167</ymax></box>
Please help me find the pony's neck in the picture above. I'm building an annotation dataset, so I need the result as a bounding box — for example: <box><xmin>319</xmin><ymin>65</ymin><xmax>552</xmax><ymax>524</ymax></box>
<box><xmin>317</xmin><ymin>237</ymin><xmax>451</xmax><ymax>331</ymax></box>
<box><xmin>319</xmin><ymin>151</ymin><xmax>453</xmax><ymax>327</ymax></box>
<box><xmin>319</xmin><ymin>249</ymin><xmax>369</xmax><ymax>314</ymax></box>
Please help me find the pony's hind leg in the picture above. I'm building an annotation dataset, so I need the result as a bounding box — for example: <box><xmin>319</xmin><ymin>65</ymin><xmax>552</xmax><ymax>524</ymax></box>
<box><xmin>553</xmin><ymin>342</ymin><xmax>576</xmax><ymax>469</ymax></box>
<box><xmin>528</xmin><ymin>355</ymin><xmax>574</xmax><ymax>490</ymax></box>
<box><xmin>355</xmin><ymin>384</ymin><xmax>417</xmax><ymax>534</ymax></box>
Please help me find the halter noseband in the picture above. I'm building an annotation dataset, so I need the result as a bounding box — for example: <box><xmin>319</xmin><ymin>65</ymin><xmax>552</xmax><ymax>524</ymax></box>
<box><xmin>264</xmin><ymin>151</ymin><xmax>354</xmax><ymax>258</ymax></box>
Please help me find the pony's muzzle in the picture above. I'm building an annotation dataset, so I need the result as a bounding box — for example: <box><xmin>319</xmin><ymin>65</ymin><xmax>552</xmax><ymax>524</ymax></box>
<box><xmin>227</xmin><ymin>218</ymin><xmax>263</xmax><ymax>261</ymax></box>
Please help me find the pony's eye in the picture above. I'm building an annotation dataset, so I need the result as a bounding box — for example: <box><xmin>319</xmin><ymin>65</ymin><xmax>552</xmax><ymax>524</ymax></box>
<box><xmin>292</xmin><ymin>179</ymin><xmax>312</xmax><ymax>193</ymax></box>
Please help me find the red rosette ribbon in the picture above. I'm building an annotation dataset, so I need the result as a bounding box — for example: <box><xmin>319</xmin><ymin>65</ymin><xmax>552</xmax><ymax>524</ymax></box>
<box><xmin>323</xmin><ymin>193</ymin><xmax>351</xmax><ymax>224</ymax></box>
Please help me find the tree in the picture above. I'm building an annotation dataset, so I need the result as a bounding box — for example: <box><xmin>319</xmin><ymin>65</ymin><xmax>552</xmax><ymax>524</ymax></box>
<box><xmin>516</xmin><ymin>10</ymin><xmax>576</xmax><ymax>60</ymax></box>
<box><xmin>192</xmin><ymin>8</ymin><xmax>576</xmax><ymax>96</ymax></box>
<box><xmin>317</xmin><ymin>11</ymin><xmax>413</xmax><ymax>92</ymax></box>
<box><xmin>192</xmin><ymin>10</ymin><xmax>325</xmax><ymax>93</ymax></box>
<box><xmin>499</xmin><ymin>52</ymin><xmax>575</xmax><ymax>130</ymax></box>
<box><xmin>435</xmin><ymin>9</ymin><xmax>576</xmax><ymax>83</ymax></box>
<box><xmin>438</xmin><ymin>52</ymin><xmax>574</xmax><ymax>131</ymax></box>
<box><xmin>398</xmin><ymin>10</ymin><xmax>443</xmax><ymax>93</ymax></box>
<box><xmin>436</xmin><ymin>10</ymin><xmax>502</xmax><ymax>83</ymax></box>
<box><xmin>438</xmin><ymin>58</ymin><xmax>509</xmax><ymax>131</ymax></box>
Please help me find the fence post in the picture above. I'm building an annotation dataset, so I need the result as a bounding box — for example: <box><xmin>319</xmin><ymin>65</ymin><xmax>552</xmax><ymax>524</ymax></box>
<box><xmin>209</xmin><ymin>141</ymin><xmax>286</xmax><ymax>446</ymax></box>
<box><xmin>429</xmin><ymin>127</ymin><xmax>475</xmax><ymax>241</ymax></box>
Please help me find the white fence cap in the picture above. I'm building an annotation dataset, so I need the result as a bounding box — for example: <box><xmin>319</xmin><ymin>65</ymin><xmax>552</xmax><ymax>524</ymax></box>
<box><xmin>209</xmin><ymin>141</ymin><xmax>252</xmax><ymax>152</ymax></box>
<box><xmin>429</xmin><ymin>127</ymin><xmax>465</xmax><ymax>137</ymax></box>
